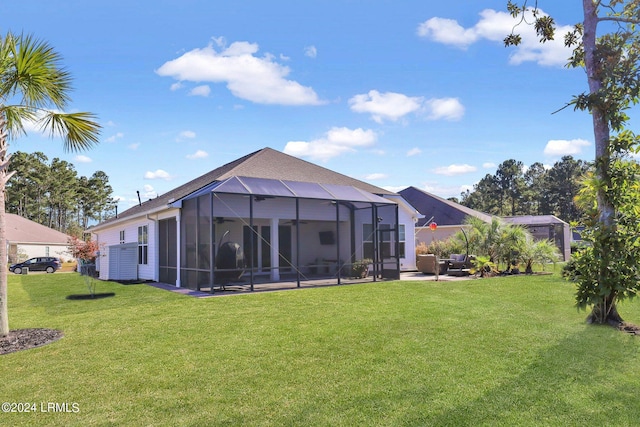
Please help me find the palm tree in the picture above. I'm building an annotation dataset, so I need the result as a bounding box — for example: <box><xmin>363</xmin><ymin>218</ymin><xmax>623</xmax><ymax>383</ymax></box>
<box><xmin>0</xmin><ymin>32</ymin><xmax>100</xmax><ymax>337</ymax></box>
<box><xmin>518</xmin><ymin>236</ymin><xmax>560</xmax><ymax>274</ymax></box>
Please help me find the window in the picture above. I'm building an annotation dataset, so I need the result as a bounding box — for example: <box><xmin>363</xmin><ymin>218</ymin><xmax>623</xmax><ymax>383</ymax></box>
<box><xmin>363</xmin><ymin>224</ymin><xmax>404</xmax><ymax>259</ymax></box>
<box><xmin>138</xmin><ymin>225</ymin><xmax>148</xmax><ymax>265</ymax></box>
<box><xmin>363</xmin><ymin>224</ymin><xmax>390</xmax><ymax>259</ymax></box>
<box><xmin>119</xmin><ymin>230</ymin><xmax>125</xmax><ymax>244</ymax></box>
<box><xmin>363</xmin><ymin>224</ymin><xmax>374</xmax><ymax>260</ymax></box>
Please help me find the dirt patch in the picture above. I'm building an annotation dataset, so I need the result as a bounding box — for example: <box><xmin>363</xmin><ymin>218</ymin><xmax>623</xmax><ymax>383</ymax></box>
<box><xmin>0</xmin><ymin>328</ymin><xmax>64</xmax><ymax>355</ymax></box>
<box><xmin>618</xmin><ymin>322</ymin><xmax>640</xmax><ymax>335</ymax></box>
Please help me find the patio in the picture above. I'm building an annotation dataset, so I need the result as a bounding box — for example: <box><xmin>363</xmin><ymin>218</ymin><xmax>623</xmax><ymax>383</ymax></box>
<box><xmin>148</xmin><ymin>270</ymin><xmax>476</xmax><ymax>298</ymax></box>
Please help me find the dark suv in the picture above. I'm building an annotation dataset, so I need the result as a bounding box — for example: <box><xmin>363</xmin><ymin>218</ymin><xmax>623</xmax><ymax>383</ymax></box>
<box><xmin>10</xmin><ymin>257</ymin><xmax>61</xmax><ymax>274</ymax></box>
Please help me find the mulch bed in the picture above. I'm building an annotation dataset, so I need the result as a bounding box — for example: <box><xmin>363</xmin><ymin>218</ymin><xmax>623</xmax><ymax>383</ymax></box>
<box><xmin>618</xmin><ymin>322</ymin><xmax>640</xmax><ymax>335</ymax></box>
<box><xmin>0</xmin><ymin>328</ymin><xmax>64</xmax><ymax>355</ymax></box>
<box><xmin>66</xmin><ymin>292</ymin><xmax>115</xmax><ymax>300</ymax></box>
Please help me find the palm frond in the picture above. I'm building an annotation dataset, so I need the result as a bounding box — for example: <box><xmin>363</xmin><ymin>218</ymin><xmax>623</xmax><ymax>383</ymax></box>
<box><xmin>0</xmin><ymin>105</ymin><xmax>38</xmax><ymax>140</ymax></box>
<box><xmin>1</xmin><ymin>31</ymin><xmax>72</xmax><ymax>109</ymax></box>
<box><xmin>39</xmin><ymin>111</ymin><xmax>101</xmax><ymax>152</ymax></box>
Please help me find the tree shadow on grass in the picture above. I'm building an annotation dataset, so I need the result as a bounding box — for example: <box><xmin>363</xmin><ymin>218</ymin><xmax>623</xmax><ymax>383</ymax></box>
<box><xmin>16</xmin><ymin>275</ymin><xmax>123</xmax><ymax>316</ymax></box>
<box><xmin>403</xmin><ymin>327</ymin><xmax>640</xmax><ymax>426</ymax></box>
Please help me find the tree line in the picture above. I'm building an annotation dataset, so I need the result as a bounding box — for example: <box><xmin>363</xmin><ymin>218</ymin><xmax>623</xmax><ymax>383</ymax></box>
<box><xmin>457</xmin><ymin>155</ymin><xmax>590</xmax><ymax>223</ymax></box>
<box><xmin>6</xmin><ymin>151</ymin><xmax>116</xmax><ymax>236</ymax></box>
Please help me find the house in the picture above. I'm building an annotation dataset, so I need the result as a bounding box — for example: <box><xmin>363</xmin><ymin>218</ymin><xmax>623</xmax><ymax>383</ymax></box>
<box><xmin>5</xmin><ymin>213</ymin><xmax>72</xmax><ymax>263</ymax></box>
<box><xmin>502</xmin><ymin>215</ymin><xmax>571</xmax><ymax>261</ymax></box>
<box><xmin>89</xmin><ymin>148</ymin><xmax>421</xmax><ymax>290</ymax></box>
<box><xmin>398</xmin><ymin>186</ymin><xmax>493</xmax><ymax>246</ymax></box>
<box><xmin>399</xmin><ymin>187</ymin><xmax>572</xmax><ymax>262</ymax></box>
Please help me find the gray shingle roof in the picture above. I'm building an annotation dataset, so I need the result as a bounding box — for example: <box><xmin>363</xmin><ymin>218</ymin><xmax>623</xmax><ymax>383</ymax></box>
<box><xmin>503</xmin><ymin>215</ymin><xmax>568</xmax><ymax>225</ymax></box>
<box><xmin>398</xmin><ymin>186</ymin><xmax>493</xmax><ymax>226</ymax></box>
<box><xmin>92</xmin><ymin>147</ymin><xmax>393</xmax><ymax>229</ymax></box>
<box><xmin>5</xmin><ymin>213</ymin><xmax>71</xmax><ymax>244</ymax></box>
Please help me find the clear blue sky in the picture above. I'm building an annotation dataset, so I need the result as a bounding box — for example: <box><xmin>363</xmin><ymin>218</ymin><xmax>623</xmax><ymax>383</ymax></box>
<box><xmin>2</xmin><ymin>1</ymin><xmax>623</xmax><ymax>211</ymax></box>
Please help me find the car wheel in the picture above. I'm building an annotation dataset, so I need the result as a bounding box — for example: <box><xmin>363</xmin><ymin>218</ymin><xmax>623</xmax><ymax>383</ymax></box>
<box><xmin>13</xmin><ymin>267</ymin><xmax>21</xmax><ymax>275</ymax></box>
<box><xmin>46</xmin><ymin>266</ymin><xmax>55</xmax><ymax>273</ymax></box>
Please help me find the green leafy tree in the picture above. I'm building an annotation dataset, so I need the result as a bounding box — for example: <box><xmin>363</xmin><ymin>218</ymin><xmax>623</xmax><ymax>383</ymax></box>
<box><xmin>506</xmin><ymin>1</ymin><xmax>640</xmax><ymax>325</ymax></box>
<box><xmin>85</xmin><ymin>171</ymin><xmax>116</xmax><ymax>224</ymax></box>
<box><xmin>522</xmin><ymin>161</ymin><xmax>547</xmax><ymax>215</ymax></box>
<box><xmin>460</xmin><ymin>173</ymin><xmax>502</xmax><ymax>214</ymax></box>
<box><xmin>496</xmin><ymin>159</ymin><xmax>526</xmax><ymax>216</ymax></box>
<box><xmin>6</xmin><ymin>151</ymin><xmax>49</xmax><ymax>221</ymax></box>
<box><xmin>6</xmin><ymin>153</ymin><xmax>115</xmax><ymax>232</ymax></box>
<box><xmin>545</xmin><ymin>156</ymin><xmax>590</xmax><ymax>222</ymax></box>
<box><xmin>46</xmin><ymin>158</ymin><xmax>78</xmax><ymax>232</ymax></box>
<box><xmin>0</xmin><ymin>32</ymin><xmax>100</xmax><ymax>337</ymax></box>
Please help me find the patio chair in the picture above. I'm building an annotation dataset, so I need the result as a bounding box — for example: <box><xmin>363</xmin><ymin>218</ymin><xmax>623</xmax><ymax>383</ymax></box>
<box><xmin>447</xmin><ymin>254</ymin><xmax>475</xmax><ymax>276</ymax></box>
<box><xmin>417</xmin><ymin>254</ymin><xmax>448</xmax><ymax>275</ymax></box>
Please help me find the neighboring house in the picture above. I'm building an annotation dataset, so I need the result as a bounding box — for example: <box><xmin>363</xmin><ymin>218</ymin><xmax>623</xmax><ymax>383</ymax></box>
<box><xmin>399</xmin><ymin>187</ymin><xmax>572</xmax><ymax>261</ymax></box>
<box><xmin>503</xmin><ymin>215</ymin><xmax>571</xmax><ymax>261</ymax></box>
<box><xmin>89</xmin><ymin>147</ymin><xmax>421</xmax><ymax>290</ymax></box>
<box><xmin>398</xmin><ymin>186</ymin><xmax>493</xmax><ymax>246</ymax></box>
<box><xmin>5</xmin><ymin>213</ymin><xmax>72</xmax><ymax>263</ymax></box>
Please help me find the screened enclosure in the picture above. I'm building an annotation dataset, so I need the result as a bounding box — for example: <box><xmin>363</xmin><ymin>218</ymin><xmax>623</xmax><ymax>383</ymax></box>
<box><xmin>164</xmin><ymin>176</ymin><xmax>401</xmax><ymax>292</ymax></box>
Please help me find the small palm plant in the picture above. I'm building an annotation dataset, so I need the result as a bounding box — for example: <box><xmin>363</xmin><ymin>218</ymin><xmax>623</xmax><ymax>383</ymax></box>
<box><xmin>471</xmin><ymin>255</ymin><xmax>498</xmax><ymax>277</ymax></box>
<box><xmin>519</xmin><ymin>237</ymin><xmax>560</xmax><ymax>274</ymax></box>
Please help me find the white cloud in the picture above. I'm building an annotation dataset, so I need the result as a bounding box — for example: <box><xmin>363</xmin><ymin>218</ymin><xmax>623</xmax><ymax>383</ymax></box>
<box><xmin>304</xmin><ymin>45</ymin><xmax>317</xmax><ymax>58</ymax></box>
<box><xmin>105</xmin><ymin>132</ymin><xmax>124</xmax><ymax>143</ymax></box>
<box><xmin>404</xmin><ymin>182</ymin><xmax>468</xmax><ymax>199</ymax></box>
<box><xmin>482</xmin><ymin>162</ymin><xmax>496</xmax><ymax>169</ymax></box>
<box><xmin>74</xmin><ymin>155</ymin><xmax>92</xmax><ymax>163</ymax></box>
<box><xmin>382</xmin><ymin>185</ymin><xmax>409</xmax><ymax>193</ymax></box>
<box><xmin>128</xmin><ymin>143</ymin><xmax>140</xmax><ymax>150</ymax></box>
<box><xmin>432</xmin><ymin>164</ymin><xmax>477</xmax><ymax>176</ymax></box>
<box><xmin>186</xmin><ymin>149</ymin><xmax>209</xmax><ymax>159</ymax></box>
<box><xmin>417</xmin><ymin>8</ymin><xmax>574</xmax><ymax>67</ymax></box>
<box><xmin>460</xmin><ymin>184</ymin><xmax>474</xmax><ymax>195</ymax></box>
<box><xmin>284</xmin><ymin>127</ymin><xmax>377</xmax><ymax>161</ymax></box>
<box><xmin>407</xmin><ymin>147</ymin><xmax>422</xmax><ymax>157</ymax></box>
<box><xmin>365</xmin><ymin>173</ymin><xmax>387</xmax><ymax>180</ymax></box>
<box><xmin>543</xmin><ymin>139</ymin><xmax>591</xmax><ymax>156</ymax></box>
<box><xmin>142</xmin><ymin>184</ymin><xmax>157</xmax><ymax>199</ymax></box>
<box><xmin>189</xmin><ymin>85</ymin><xmax>211</xmax><ymax>97</ymax></box>
<box><xmin>349</xmin><ymin>90</ymin><xmax>424</xmax><ymax>123</ymax></box>
<box><xmin>170</xmin><ymin>82</ymin><xmax>183</xmax><ymax>91</ymax></box>
<box><xmin>156</xmin><ymin>38</ymin><xmax>324</xmax><ymax>105</ymax></box>
<box><xmin>417</xmin><ymin>17</ymin><xmax>480</xmax><ymax>48</ymax></box>
<box><xmin>176</xmin><ymin>130</ymin><xmax>196</xmax><ymax>142</ymax></box>
<box><xmin>424</xmin><ymin>97</ymin><xmax>465</xmax><ymax>121</ymax></box>
<box><xmin>144</xmin><ymin>169</ymin><xmax>173</xmax><ymax>180</ymax></box>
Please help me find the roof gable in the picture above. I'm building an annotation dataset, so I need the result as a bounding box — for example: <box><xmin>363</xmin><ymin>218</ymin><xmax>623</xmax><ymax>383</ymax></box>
<box><xmin>6</xmin><ymin>213</ymin><xmax>71</xmax><ymax>244</ymax></box>
<box><xmin>95</xmin><ymin>147</ymin><xmax>394</xmax><ymax>227</ymax></box>
<box><xmin>398</xmin><ymin>186</ymin><xmax>493</xmax><ymax>226</ymax></box>
<box><xmin>217</xmin><ymin>148</ymin><xmax>392</xmax><ymax>194</ymax></box>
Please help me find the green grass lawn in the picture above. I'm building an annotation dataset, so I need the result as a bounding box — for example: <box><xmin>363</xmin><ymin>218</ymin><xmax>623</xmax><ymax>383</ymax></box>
<box><xmin>3</xmin><ymin>272</ymin><xmax>640</xmax><ymax>426</ymax></box>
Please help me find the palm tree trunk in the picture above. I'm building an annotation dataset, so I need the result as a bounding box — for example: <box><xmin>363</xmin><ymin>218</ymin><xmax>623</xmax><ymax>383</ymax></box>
<box><xmin>0</xmin><ymin>113</ymin><xmax>9</xmax><ymax>336</ymax></box>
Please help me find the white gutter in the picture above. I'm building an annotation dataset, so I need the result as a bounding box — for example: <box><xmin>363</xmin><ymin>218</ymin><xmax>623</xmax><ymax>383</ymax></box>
<box><xmin>89</xmin><ymin>204</ymin><xmax>174</xmax><ymax>233</ymax></box>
